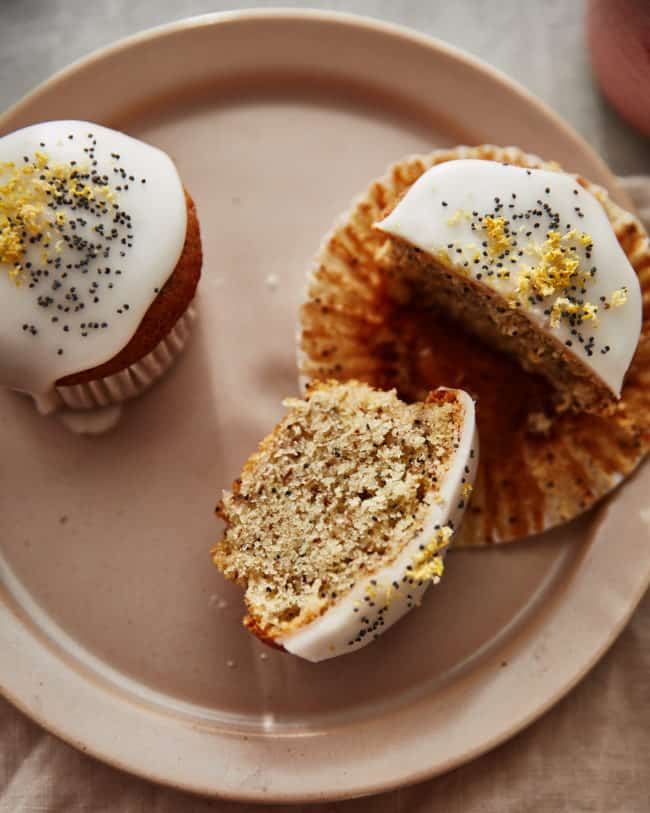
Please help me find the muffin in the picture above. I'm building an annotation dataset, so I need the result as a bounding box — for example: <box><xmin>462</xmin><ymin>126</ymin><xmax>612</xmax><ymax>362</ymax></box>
<box><xmin>299</xmin><ymin>146</ymin><xmax>650</xmax><ymax>545</ymax></box>
<box><xmin>212</xmin><ymin>380</ymin><xmax>477</xmax><ymax>662</ymax></box>
<box><xmin>0</xmin><ymin>120</ymin><xmax>202</xmax><ymax>415</ymax></box>
<box><xmin>375</xmin><ymin>158</ymin><xmax>641</xmax><ymax>415</ymax></box>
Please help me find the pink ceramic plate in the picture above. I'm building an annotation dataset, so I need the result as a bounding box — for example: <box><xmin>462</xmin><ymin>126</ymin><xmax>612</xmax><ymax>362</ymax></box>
<box><xmin>1</xmin><ymin>10</ymin><xmax>648</xmax><ymax>803</ymax></box>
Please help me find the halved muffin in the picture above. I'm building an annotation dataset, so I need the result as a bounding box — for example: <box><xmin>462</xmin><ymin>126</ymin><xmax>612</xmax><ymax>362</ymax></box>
<box><xmin>375</xmin><ymin>158</ymin><xmax>642</xmax><ymax>415</ymax></box>
<box><xmin>212</xmin><ymin>380</ymin><xmax>477</xmax><ymax>662</ymax></box>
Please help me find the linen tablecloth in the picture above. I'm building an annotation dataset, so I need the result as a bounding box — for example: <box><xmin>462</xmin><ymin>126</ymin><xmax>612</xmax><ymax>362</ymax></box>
<box><xmin>1</xmin><ymin>1</ymin><xmax>649</xmax><ymax>810</ymax></box>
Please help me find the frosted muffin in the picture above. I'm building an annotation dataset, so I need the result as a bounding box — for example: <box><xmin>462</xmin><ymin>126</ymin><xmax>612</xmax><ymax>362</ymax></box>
<box><xmin>0</xmin><ymin>120</ymin><xmax>202</xmax><ymax>414</ymax></box>
<box><xmin>299</xmin><ymin>146</ymin><xmax>650</xmax><ymax>545</ymax></box>
<box><xmin>213</xmin><ymin>380</ymin><xmax>477</xmax><ymax>662</ymax></box>
<box><xmin>375</xmin><ymin>158</ymin><xmax>641</xmax><ymax>416</ymax></box>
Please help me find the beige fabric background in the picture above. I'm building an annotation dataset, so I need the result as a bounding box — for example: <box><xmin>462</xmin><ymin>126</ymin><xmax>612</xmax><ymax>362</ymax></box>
<box><xmin>1</xmin><ymin>2</ymin><xmax>649</xmax><ymax>810</ymax></box>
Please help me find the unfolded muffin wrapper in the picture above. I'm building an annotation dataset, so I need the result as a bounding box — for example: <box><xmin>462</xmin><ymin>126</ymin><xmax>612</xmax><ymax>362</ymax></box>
<box><xmin>54</xmin><ymin>302</ymin><xmax>197</xmax><ymax>410</ymax></box>
<box><xmin>298</xmin><ymin>145</ymin><xmax>650</xmax><ymax>546</ymax></box>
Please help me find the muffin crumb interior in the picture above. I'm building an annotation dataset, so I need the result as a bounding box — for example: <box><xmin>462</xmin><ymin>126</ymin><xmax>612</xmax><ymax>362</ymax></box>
<box><xmin>384</xmin><ymin>239</ymin><xmax>616</xmax><ymax>414</ymax></box>
<box><xmin>213</xmin><ymin>381</ymin><xmax>463</xmax><ymax>638</ymax></box>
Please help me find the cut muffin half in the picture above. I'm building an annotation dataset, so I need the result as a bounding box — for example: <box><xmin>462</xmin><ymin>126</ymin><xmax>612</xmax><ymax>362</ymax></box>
<box><xmin>212</xmin><ymin>380</ymin><xmax>477</xmax><ymax>662</ymax></box>
<box><xmin>375</xmin><ymin>159</ymin><xmax>642</xmax><ymax>415</ymax></box>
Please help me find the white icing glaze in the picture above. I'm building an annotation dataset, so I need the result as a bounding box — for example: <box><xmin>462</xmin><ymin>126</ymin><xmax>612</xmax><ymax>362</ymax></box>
<box><xmin>277</xmin><ymin>389</ymin><xmax>477</xmax><ymax>662</ymax></box>
<box><xmin>375</xmin><ymin>159</ymin><xmax>642</xmax><ymax>397</ymax></box>
<box><xmin>0</xmin><ymin>120</ymin><xmax>187</xmax><ymax>399</ymax></box>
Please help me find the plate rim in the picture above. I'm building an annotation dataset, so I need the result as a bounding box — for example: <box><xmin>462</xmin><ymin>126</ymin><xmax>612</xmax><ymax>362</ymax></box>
<box><xmin>0</xmin><ymin>8</ymin><xmax>635</xmax><ymax>212</ymax></box>
<box><xmin>1</xmin><ymin>8</ymin><xmax>648</xmax><ymax>803</ymax></box>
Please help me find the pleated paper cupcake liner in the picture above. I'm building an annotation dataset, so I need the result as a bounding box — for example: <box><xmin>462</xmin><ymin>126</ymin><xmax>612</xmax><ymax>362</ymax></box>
<box><xmin>298</xmin><ymin>145</ymin><xmax>650</xmax><ymax>546</ymax></box>
<box><xmin>55</xmin><ymin>302</ymin><xmax>197</xmax><ymax>410</ymax></box>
